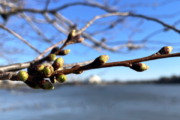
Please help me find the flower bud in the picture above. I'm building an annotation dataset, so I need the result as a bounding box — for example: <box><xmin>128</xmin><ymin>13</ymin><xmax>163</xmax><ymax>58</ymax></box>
<box><xmin>72</xmin><ymin>65</ymin><xmax>83</xmax><ymax>74</ymax></box>
<box><xmin>57</xmin><ymin>49</ymin><xmax>71</xmax><ymax>55</ymax></box>
<box><xmin>67</xmin><ymin>29</ymin><xmax>76</xmax><ymax>41</ymax></box>
<box><xmin>39</xmin><ymin>80</ymin><xmax>54</xmax><ymax>90</ymax></box>
<box><xmin>48</xmin><ymin>54</ymin><xmax>56</xmax><ymax>61</ymax></box>
<box><xmin>52</xmin><ymin>57</ymin><xmax>64</xmax><ymax>70</ymax></box>
<box><xmin>77</xmin><ymin>38</ymin><xmax>84</xmax><ymax>43</ymax></box>
<box><xmin>71</xmin><ymin>29</ymin><xmax>76</xmax><ymax>37</ymax></box>
<box><xmin>158</xmin><ymin>46</ymin><xmax>173</xmax><ymax>55</ymax></box>
<box><xmin>17</xmin><ymin>70</ymin><xmax>29</xmax><ymax>81</ymax></box>
<box><xmin>43</xmin><ymin>65</ymin><xmax>54</xmax><ymax>78</ymax></box>
<box><xmin>91</xmin><ymin>55</ymin><xmax>109</xmax><ymax>66</ymax></box>
<box><xmin>25</xmin><ymin>81</ymin><xmax>40</xmax><ymax>89</ymax></box>
<box><xmin>51</xmin><ymin>47</ymin><xmax>59</xmax><ymax>54</ymax></box>
<box><xmin>35</xmin><ymin>65</ymin><xmax>45</xmax><ymax>74</ymax></box>
<box><xmin>130</xmin><ymin>63</ymin><xmax>149</xmax><ymax>72</ymax></box>
<box><xmin>28</xmin><ymin>65</ymin><xmax>45</xmax><ymax>75</ymax></box>
<box><xmin>56</xmin><ymin>73</ymin><xmax>67</xmax><ymax>83</ymax></box>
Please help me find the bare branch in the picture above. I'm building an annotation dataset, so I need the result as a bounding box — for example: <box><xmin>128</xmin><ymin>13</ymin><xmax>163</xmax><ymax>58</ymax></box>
<box><xmin>45</xmin><ymin>0</ymin><xmax>51</xmax><ymax>11</ymax></box>
<box><xmin>63</xmin><ymin>60</ymin><xmax>94</xmax><ymax>68</ymax></box>
<box><xmin>20</xmin><ymin>12</ymin><xmax>52</xmax><ymax>43</ymax></box>
<box><xmin>0</xmin><ymin>24</ymin><xmax>41</xmax><ymax>54</ymax></box>
<box><xmin>57</xmin><ymin>52</ymin><xmax>180</xmax><ymax>75</ymax></box>
<box><xmin>0</xmin><ymin>72</ymin><xmax>18</xmax><ymax>80</ymax></box>
<box><xmin>35</xmin><ymin>39</ymin><xmax>66</xmax><ymax>60</ymax></box>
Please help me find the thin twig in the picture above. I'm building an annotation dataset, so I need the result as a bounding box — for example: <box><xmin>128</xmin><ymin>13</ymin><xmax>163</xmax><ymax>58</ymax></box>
<box><xmin>0</xmin><ymin>24</ymin><xmax>41</xmax><ymax>54</ymax></box>
<box><xmin>21</xmin><ymin>12</ymin><xmax>52</xmax><ymax>43</ymax></box>
<box><xmin>4</xmin><ymin>51</ymin><xmax>180</xmax><ymax>81</ymax></box>
<box><xmin>56</xmin><ymin>52</ymin><xmax>180</xmax><ymax>75</ymax></box>
<box><xmin>35</xmin><ymin>39</ymin><xmax>66</xmax><ymax>60</ymax></box>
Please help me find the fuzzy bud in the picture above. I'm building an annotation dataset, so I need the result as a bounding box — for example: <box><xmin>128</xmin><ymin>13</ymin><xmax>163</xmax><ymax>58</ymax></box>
<box><xmin>158</xmin><ymin>46</ymin><xmax>173</xmax><ymax>55</ymax></box>
<box><xmin>39</xmin><ymin>80</ymin><xmax>54</xmax><ymax>90</ymax></box>
<box><xmin>67</xmin><ymin>29</ymin><xmax>76</xmax><ymax>41</ymax></box>
<box><xmin>52</xmin><ymin>57</ymin><xmax>64</xmax><ymax>70</ymax></box>
<box><xmin>51</xmin><ymin>47</ymin><xmax>59</xmax><ymax>54</ymax></box>
<box><xmin>48</xmin><ymin>54</ymin><xmax>56</xmax><ymax>61</ymax></box>
<box><xmin>130</xmin><ymin>63</ymin><xmax>149</xmax><ymax>72</ymax></box>
<box><xmin>35</xmin><ymin>65</ymin><xmax>45</xmax><ymax>74</ymax></box>
<box><xmin>76</xmin><ymin>38</ymin><xmax>84</xmax><ymax>43</ymax></box>
<box><xmin>72</xmin><ymin>65</ymin><xmax>83</xmax><ymax>74</ymax></box>
<box><xmin>56</xmin><ymin>73</ymin><xmax>67</xmax><ymax>83</ymax></box>
<box><xmin>25</xmin><ymin>81</ymin><xmax>40</xmax><ymax>89</ymax></box>
<box><xmin>28</xmin><ymin>65</ymin><xmax>45</xmax><ymax>75</ymax></box>
<box><xmin>71</xmin><ymin>29</ymin><xmax>76</xmax><ymax>37</ymax></box>
<box><xmin>17</xmin><ymin>70</ymin><xmax>29</xmax><ymax>81</ymax></box>
<box><xmin>43</xmin><ymin>66</ymin><xmax>54</xmax><ymax>78</ymax></box>
<box><xmin>91</xmin><ymin>55</ymin><xmax>109</xmax><ymax>67</ymax></box>
<box><xmin>57</xmin><ymin>49</ymin><xmax>71</xmax><ymax>55</ymax></box>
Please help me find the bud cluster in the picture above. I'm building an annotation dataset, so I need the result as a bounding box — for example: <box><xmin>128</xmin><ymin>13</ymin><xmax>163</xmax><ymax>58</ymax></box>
<box><xmin>16</xmin><ymin>31</ymin><xmax>171</xmax><ymax>91</ymax></box>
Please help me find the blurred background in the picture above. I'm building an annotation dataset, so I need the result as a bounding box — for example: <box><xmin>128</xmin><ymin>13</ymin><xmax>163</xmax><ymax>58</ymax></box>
<box><xmin>0</xmin><ymin>0</ymin><xmax>180</xmax><ymax>120</ymax></box>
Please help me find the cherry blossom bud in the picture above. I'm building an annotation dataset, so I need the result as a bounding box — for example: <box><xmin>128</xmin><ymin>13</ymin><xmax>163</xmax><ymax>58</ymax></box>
<box><xmin>48</xmin><ymin>54</ymin><xmax>56</xmax><ymax>61</ymax></box>
<box><xmin>17</xmin><ymin>70</ymin><xmax>28</xmax><ymax>81</ymax></box>
<box><xmin>43</xmin><ymin>66</ymin><xmax>54</xmax><ymax>78</ymax></box>
<box><xmin>35</xmin><ymin>65</ymin><xmax>45</xmax><ymax>74</ymax></box>
<box><xmin>91</xmin><ymin>55</ymin><xmax>109</xmax><ymax>66</ymax></box>
<box><xmin>158</xmin><ymin>46</ymin><xmax>173</xmax><ymax>55</ymax></box>
<box><xmin>39</xmin><ymin>80</ymin><xmax>54</xmax><ymax>90</ymax></box>
<box><xmin>56</xmin><ymin>73</ymin><xmax>67</xmax><ymax>83</ymax></box>
<box><xmin>77</xmin><ymin>38</ymin><xmax>84</xmax><ymax>43</ymax></box>
<box><xmin>67</xmin><ymin>29</ymin><xmax>76</xmax><ymax>41</ymax></box>
<box><xmin>71</xmin><ymin>29</ymin><xmax>76</xmax><ymax>37</ymax></box>
<box><xmin>25</xmin><ymin>81</ymin><xmax>40</xmax><ymax>89</ymax></box>
<box><xmin>51</xmin><ymin>47</ymin><xmax>59</xmax><ymax>54</ymax></box>
<box><xmin>28</xmin><ymin>65</ymin><xmax>45</xmax><ymax>75</ymax></box>
<box><xmin>57</xmin><ymin>49</ymin><xmax>71</xmax><ymax>55</ymax></box>
<box><xmin>130</xmin><ymin>63</ymin><xmax>149</xmax><ymax>72</ymax></box>
<box><xmin>52</xmin><ymin>57</ymin><xmax>64</xmax><ymax>70</ymax></box>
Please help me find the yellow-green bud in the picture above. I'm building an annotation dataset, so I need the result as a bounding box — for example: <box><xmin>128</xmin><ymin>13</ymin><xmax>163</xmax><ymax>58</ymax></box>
<box><xmin>56</xmin><ymin>73</ymin><xmax>67</xmax><ymax>83</ymax></box>
<box><xmin>91</xmin><ymin>55</ymin><xmax>109</xmax><ymax>67</ymax></box>
<box><xmin>17</xmin><ymin>70</ymin><xmax>29</xmax><ymax>81</ymax></box>
<box><xmin>64</xmin><ymin>49</ymin><xmax>71</xmax><ymax>55</ymax></box>
<box><xmin>39</xmin><ymin>80</ymin><xmax>54</xmax><ymax>90</ymax></box>
<box><xmin>57</xmin><ymin>49</ymin><xmax>71</xmax><ymax>55</ymax></box>
<box><xmin>35</xmin><ymin>65</ymin><xmax>45</xmax><ymax>74</ymax></box>
<box><xmin>51</xmin><ymin>47</ymin><xmax>59</xmax><ymax>54</ymax></box>
<box><xmin>77</xmin><ymin>38</ymin><xmax>84</xmax><ymax>43</ymax></box>
<box><xmin>158</xmin><ymin>46</ymin><xmax>173</xmax><ymax>55</ymax></box>
<box><xmin>52</xmin><ymin>57</ymin><xmax>64</xmax><ymax>70</ymax></box>
<box><xmin>43</xmin><ymin>66</ymin><xmax>54</xmax><ymax>78</ymax></box>
<box><xmin>48</xmin><ymin>54</ymin><xmax>56</xmax><ymax>61</ymax></box>
<box><xmin>71</xmin><ymin>29</ymin><xmax>76</xmax><ymax>37</ymax></box>
<box><xmin>130</xmin><ymin>63</ymin><xmax>149</xmax><ymax>72</ymax></box>
<box><xmin>25</xmin><ymin>81</ymin><xmax>40</xmax><ymax>89</ymax></box>
<box><xmin>99</xmin><ymin>55</ymin><xmax>109</xmax><ymax>64</ymax></box>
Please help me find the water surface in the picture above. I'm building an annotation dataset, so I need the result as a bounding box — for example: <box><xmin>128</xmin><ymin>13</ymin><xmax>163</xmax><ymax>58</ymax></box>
<box><xmin>1</xmin><ymin>84</ymin><xmax>180</xmax><ymax>120</ymax></box>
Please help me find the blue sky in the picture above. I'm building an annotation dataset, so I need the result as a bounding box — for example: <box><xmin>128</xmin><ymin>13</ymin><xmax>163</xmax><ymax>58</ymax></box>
<box><xmin>1</xmin><ymin>0</ymin><xmax>180</xmax><ymax>81</ymax></box>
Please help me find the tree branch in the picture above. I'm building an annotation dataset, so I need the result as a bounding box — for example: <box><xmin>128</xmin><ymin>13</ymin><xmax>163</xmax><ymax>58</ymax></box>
<box><xmin>0</xmin><ymin>24</ymin><xmax>41</xmax><ymax>54</ymax></box>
